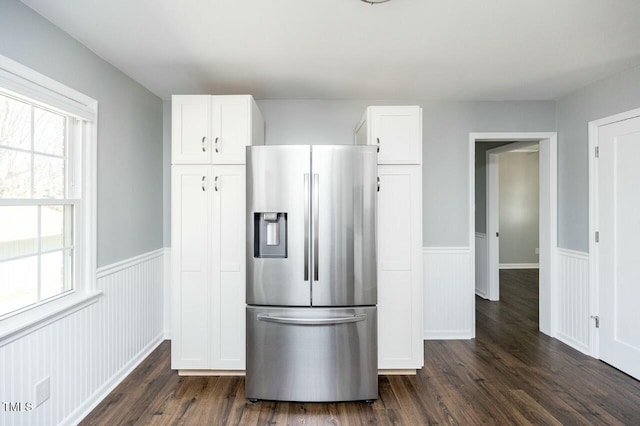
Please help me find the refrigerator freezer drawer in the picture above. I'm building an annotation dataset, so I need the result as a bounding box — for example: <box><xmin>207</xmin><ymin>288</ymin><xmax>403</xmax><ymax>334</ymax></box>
<box><xmin>246</xmin><ymin>306</ymin><xmax>377</xmax><ymax>402</ymax></box>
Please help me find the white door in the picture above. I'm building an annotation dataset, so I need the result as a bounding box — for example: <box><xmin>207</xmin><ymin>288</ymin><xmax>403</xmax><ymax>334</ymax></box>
<box><xmin>171</xmin><ymin>95</ymin><xmax>211</xmax><ymax>164</ymax></box>
<box><xmin>171</xmin><ymin>165</ymin><xmax>212</xmax><ymax>369</ymax></box>
<box><xmin>377</xmin><ymin>165</ymin><xmax>423</xmax><ymax>369</ymax></box>
<box><xmin>370</xmin><ymin>106</ymin><xmax>421</xmax><ymax>165</ymax></box>
<box><xmin>211</xmin><ymin>165</ymin><xmax>246</xmax><ymax>369</ymax></box>
<box><xmin>597</xmin><ymin>115</ymin><xmax>640</xmax><ymax>380</ymax></box>
<box><xmin>212</xmin><ymin>96</ymin><xmax>250</xmax><ymax>164</ymax></box>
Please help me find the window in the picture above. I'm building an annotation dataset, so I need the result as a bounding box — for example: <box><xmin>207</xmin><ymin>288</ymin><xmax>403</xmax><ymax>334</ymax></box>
<box><xmin>0</xmin><ymin>93</ymin><xmax>79</xmax><ymax>317</ymax></box>
<box><xmin>0</xmin><ymin>55</ymin><xmax>97</xmax><ymax>332</ymax></box>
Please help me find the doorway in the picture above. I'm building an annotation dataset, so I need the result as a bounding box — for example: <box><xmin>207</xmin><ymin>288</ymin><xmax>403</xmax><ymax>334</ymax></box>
<box><xmin>469</xmin><ymin>132</ymin><xmax>557</xmax><ymax>337</ymax></box>
<box><xmin>486</xmin><ymin>141</ymin><xmax>540</xmax><ymax>301</ymax></box>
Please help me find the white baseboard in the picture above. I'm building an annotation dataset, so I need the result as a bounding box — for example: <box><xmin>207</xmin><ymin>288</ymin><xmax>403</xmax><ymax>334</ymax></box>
<box><xmin>62</xmin><ymin>334</ymin><xmax>165</xmax><ymax>426</ymax></box>
<box><xmin>499</xmin><ymin>263</ymin><xmax>539</xmax><ymax>269</ymax></box>
<box><xmin>475</xmin><ymin>289</ymin><xmax>488</xmax><ymax>298</ymax></box>
<box><xmin>424</xmin><ymin>330</ymin><xmax>474</xmax><ymax>340</ymax></box>
<box><xmin>556</xmin><ymin>331</ymin><xmax>590</xmax><ymax>356</ymax></box>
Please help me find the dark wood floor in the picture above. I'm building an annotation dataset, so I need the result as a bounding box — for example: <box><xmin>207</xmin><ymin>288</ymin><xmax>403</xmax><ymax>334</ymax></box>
<box><xmin>82</xmin><ymin>270</ymin><xmax>640</xmax><ymax>425</ymax></box>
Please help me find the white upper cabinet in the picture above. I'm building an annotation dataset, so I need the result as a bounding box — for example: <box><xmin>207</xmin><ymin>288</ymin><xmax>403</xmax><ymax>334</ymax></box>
<box><xmin>172</xmin><ymin>95</ymin><xmax>212</xmax><ymax>164</ymax></box>
<box><xmin>172</xmin><ymin>95</ymin><xmax>264</xmax><ymax>165</ymax></box>
<box><xmin>212</xmin><ymin>96</ymin><xmax>264</xmax><ymax>164</ymax></box>
<box><xmin>355</xmin><ymin>106</ymin><xmax>422</xmax><ymax>165</ymax></box>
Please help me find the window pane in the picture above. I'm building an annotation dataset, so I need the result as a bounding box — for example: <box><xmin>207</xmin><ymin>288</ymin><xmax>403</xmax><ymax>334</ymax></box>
<box><xmin>0</xmin><ymin>206</ymin><xmax>38</xmax><ymax>260</ymax></box>
<box><xmin>41</xmin><ymin>205</ymin><xmax>72</xmax><ymax>252</ymax></box>
<box><xmin>34</xmin><ymin>154</ymin><xmax>64</xmax><ymax>198</ymax></box>
<box><xmin>41</xmin><ymin>250</ymin><xmax>65</xmax><ymax>300</ymax></box>
<box><xmin>0</xmin><ymin>95</ymin><xmax>31</xmax><ymax>150</ymax></box>
<box><xmin>0</xmin><ymin>256</ymin><xmax>38</xmax><ymax>317</ymax></box>
<box><xmin>34</xmin><ymin>108</ymin><xmax>65</xmax><ymax>156</ymax></box>
<box><xmin>0</xmin><ymin>148</ymin><xmax>31</xmax><ymax>198</ymax></box>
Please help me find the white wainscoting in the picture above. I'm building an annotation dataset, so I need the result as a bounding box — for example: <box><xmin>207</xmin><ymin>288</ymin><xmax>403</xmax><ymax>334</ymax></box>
<box><xmin>556</xmin><ymin>248</ymin><xmax>590</xmax><ymax>355</ymax></box>
<box><xmin>474</xmin><ymin>233</ymin><xmax>488</xmax><ymax>299</ymax></box>
<box><xmin>0</xmin><ymin>249</ymin><xmax>166</xmax><ymax>426</ymax></box>
<box><xmin>163</xmin><ymin>248</ymin><xmax>171</xmax><ymax>339</ymax></box>
<box><xmin>423</xmin><ymin>247</ymin><xmax>474</xmax><ymax>340</ymax></box>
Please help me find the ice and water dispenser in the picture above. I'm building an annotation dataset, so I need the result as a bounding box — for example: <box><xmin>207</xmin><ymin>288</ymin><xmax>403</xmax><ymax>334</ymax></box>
<box><xmin>253</xmin><ymin>212</ymin><xmax>287</xmax><ymax>258</ymax></box>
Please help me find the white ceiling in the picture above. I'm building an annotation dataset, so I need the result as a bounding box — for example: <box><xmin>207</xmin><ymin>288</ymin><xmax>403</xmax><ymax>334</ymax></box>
<box><xmin>21</xmin><ymin>0</ymin><xmax>640</xmax><ymax>101</ymax></box>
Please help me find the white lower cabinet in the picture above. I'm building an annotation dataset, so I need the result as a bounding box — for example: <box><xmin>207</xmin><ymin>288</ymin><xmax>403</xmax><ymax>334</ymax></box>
<box><xmin>211</xmin><ymin>166</ymin><xmax>246</xmax><ymax>370</ymax></box>
<box><xmin>377</xmin><ymin>165</ymin><xmax>423</xmax><ymax>370</ymax></box>
<box><xmin>171</xmin><ymin>165</ymin><xmax>246</xmax><ymax>371</ymax></box>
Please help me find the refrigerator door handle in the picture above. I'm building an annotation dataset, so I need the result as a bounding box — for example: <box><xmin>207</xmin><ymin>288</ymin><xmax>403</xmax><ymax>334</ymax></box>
<box><xmin>313</xmin><ymin>173</ymin><xmax>319</xmax><ymax>281</ymax></box>
<box><xmin>304</xmin><ymin>173</ymin><xmax>310</xmax><ymax>281</ymax></box>
<box><xmin>256</xmin><ymin>314</ymin><xmax>367</xmax><ymax>325</ymax></box>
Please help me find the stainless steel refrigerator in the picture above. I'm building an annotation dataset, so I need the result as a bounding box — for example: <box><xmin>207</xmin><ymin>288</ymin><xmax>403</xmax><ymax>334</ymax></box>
<box><xmin>246</xmin><ymin>145</ymin><xmax>378</xmax><ymax>402</ymax></box>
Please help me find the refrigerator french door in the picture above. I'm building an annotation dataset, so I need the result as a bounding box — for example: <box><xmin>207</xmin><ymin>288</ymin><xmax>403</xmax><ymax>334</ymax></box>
<box><xmin>246</xmin><ymin>145</ymin><xmax>378</xmax><ymax>402</ymax></box>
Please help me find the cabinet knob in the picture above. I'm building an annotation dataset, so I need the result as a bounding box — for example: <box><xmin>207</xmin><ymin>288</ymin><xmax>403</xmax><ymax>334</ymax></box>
<box><xmin>376</xmin><ymin>137</ymin><xmax>380</xmax><ymax>153</ymax></box>
<box><xmin>215</xmin><ymin>137</ymin><xmax>219</xmax><ymax>153</ymax></box>
<box><xmin>201</xmin><ymin>176</ymin><xmax>206</xmax><ymax>191</ymax></box>
<box><xmin>201</xmin><ymin>136</ymin><xmax>206</xmax><ymax>152</ymax></box>
<box><xmin>214</xmin><ymin>176</ymin><xmax>219</xmax><ymax>191</ymax></box>
<box><xmin>377</xmin><ymin>176</ymin><xmax>380</xmax><ymax>192</ymax></box>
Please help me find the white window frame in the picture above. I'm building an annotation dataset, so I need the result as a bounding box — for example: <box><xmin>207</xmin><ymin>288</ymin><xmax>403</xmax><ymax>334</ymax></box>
<box><xmin>0</xmin><ymin>54</ymin><xmax>99</xmax><ymax>346</ymax></box>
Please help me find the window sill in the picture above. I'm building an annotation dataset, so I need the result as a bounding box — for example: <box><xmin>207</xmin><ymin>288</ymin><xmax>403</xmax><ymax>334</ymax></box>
<box><xmin>0</xmin><ymin>290</ymin><xmax>103</xmax><ymax>347</ymax></box>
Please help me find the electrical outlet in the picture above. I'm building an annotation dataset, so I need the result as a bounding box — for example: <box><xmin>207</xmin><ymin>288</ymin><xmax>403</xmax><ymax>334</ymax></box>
<box><xmin>35</xmin><ymin>377</ymin><xmax>50</xmax><ymax>407</ymax></box>
<box><xmin>535</xmin><ymin>248</ymin><xmax>539</xmax><ymax>255</ymax></box>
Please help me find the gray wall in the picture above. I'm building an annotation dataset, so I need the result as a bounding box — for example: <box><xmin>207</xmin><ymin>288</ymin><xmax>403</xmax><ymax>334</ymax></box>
<box><xmin>557</xmin><ymin>65</ymin><xmax>640</xmax><ymax>252</ymax></box>
<box><xmin>0</xmin><ymin>0</ymin><xmax>163</xmax><ymax>267</ymax></box>
<box><xmin>258</xmin><ymin>100</ymin><xmax>556</xmax><ymax>247</ymax></box>
<box><xmin>499</xmin><ymin>152</ymin><xmax>539</xmax><ymax>264</ymax></box>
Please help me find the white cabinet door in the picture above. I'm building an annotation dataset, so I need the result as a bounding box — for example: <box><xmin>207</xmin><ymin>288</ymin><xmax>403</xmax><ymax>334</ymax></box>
<box><xmin>212</xmin><ymin>96</ymin><xmax>252</xmax><ymax>164</ymax></box>
<box><xmin>171</xmin><ymin>165</ymin><xmax>212</xmax><ymax>369</ymax></box>
<box><xmin>369</xmin><ymin>106</ymin><xmax>422</xmax><ymax>165</ymax></box>
<box><xmin>172</xmin><ymin>95</ymin><xmax>211</xmax><ymax>164</ymax></box>
<box><xmin>377</xmin><ymin>165</ymin><xmax>423</xmax><ymax>369</ymax></box>
<box><xmin>211</xmin><ymin>165</ymin><xmax>246</xmax><ymax>369</ymax></box>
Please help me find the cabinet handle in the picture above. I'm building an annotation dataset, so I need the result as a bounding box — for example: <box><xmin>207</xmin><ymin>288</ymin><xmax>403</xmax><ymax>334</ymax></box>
<box><xmin>202</xmin><ymin>136</ymin><xmax>206</xmax><ymax>152</ymax></box>
<box><xmin>377</xmin><ymin>176</ymin><xmax>380</xmax><ymax>192</ymax></box>
<box><xmin>376</xmin><ymin>137</ymin><xmax>380</xmax><ymax>153</ymax></box>
<box><xmin>201</xmin><ymin>176</ymin><xmax>206</xmax><ymax>191</ymax></box>
<box><xmin>214</xmin><ymin>137</ymin><xmax>219</xmax><ymax>153</ymax></box>
<box><xmin>214</xmin><ymin>176</ymin><xmax>219</xmax><ymax>191</ymax></box>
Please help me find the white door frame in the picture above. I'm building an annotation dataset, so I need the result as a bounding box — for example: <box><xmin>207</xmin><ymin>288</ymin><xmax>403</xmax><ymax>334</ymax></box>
<box><xmin>588</xmin><ymin>107</ymin><xmax>640</xmax><ymax>357</ymax></box>
<box><xmin>486</xmin><ymin>141</ymin><xmax>540</xmax><ymax>301</ymax></box>
<box><xmin>469</xmin><ymin>132</ymin><xmax>557</xmax><ymax>337</ymax></box>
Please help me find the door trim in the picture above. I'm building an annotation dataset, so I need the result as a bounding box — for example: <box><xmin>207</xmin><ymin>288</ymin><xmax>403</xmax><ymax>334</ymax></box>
<box><xmin>588</xmin><ymin>107</ymin><xmax>640</xmax><ymax>358</ymax></box>
<box><xmin>469</xmin><ymin>132</ymin><xmax>557</xmax><ymax>338</ymax></box>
